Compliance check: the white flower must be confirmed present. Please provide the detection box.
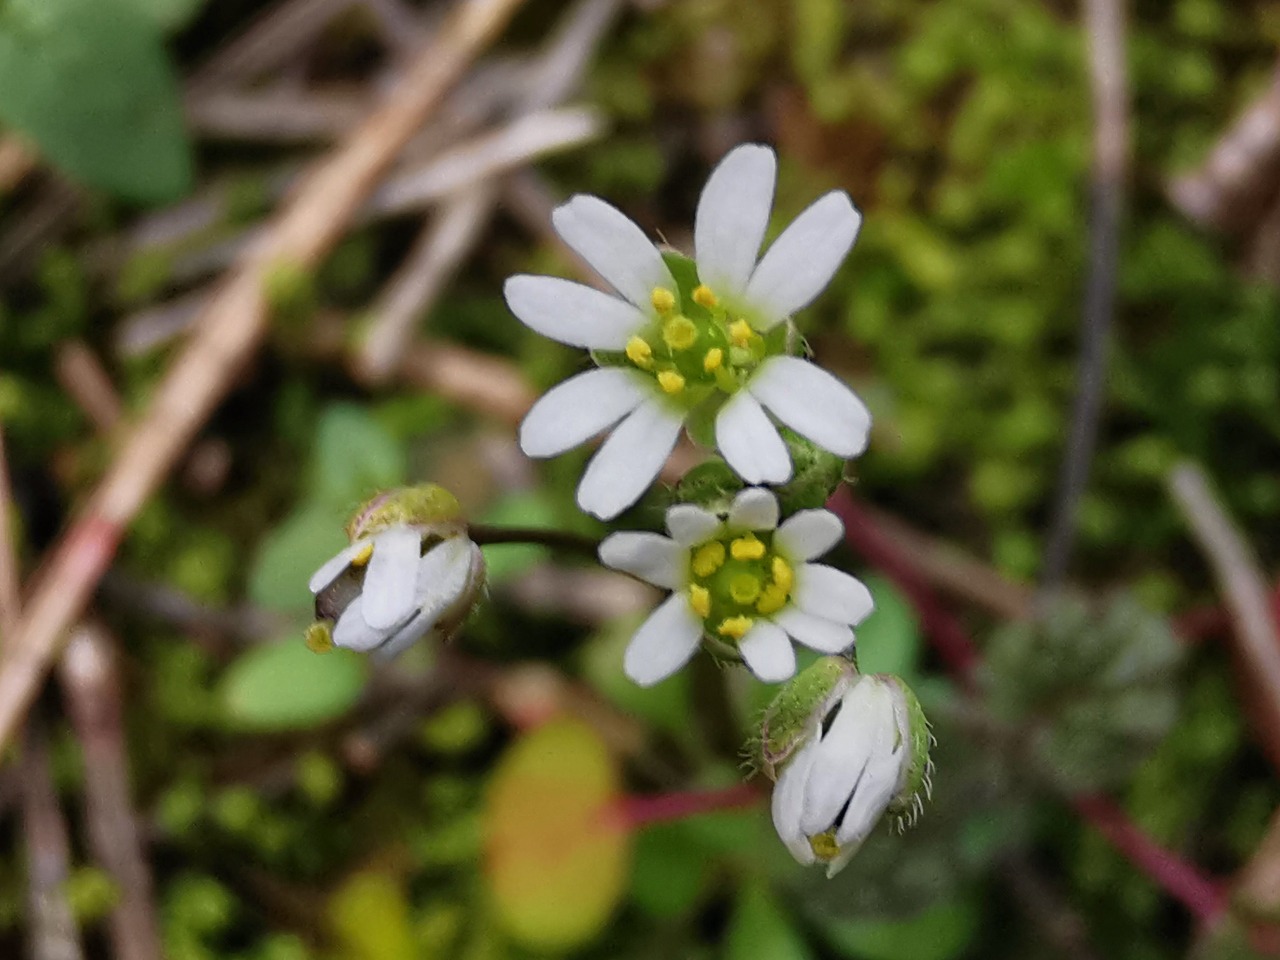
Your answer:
[506,143,872,521]
[597,488,873,685]
[305,486,485,659]
[771,672,929,877]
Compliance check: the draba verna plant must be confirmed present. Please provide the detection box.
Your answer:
[304,144,930,874]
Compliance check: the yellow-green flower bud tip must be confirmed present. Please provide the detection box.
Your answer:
[347,483,464,541]
[305,621,335,654]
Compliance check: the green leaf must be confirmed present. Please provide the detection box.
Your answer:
[221,640,368,731]
[0,0,192,201]
[485,718,631,952]
[309,403,407,507]
[328,869,415,960]
[629,824,708,919]
[814,897,979,960]
[248,505,347,613]
[855,576,923,679]
[120,0,207,30]
[726,884,815,960]
[580,613,692,738]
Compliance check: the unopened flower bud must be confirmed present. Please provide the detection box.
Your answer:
[762,660,932,877]
[306,484,485,659]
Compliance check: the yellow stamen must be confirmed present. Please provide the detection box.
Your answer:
[809,831,841,862]
[771,556,794,594]
[717,615,753,640]
[657,370,686,394]
[730,534,766,561]
[729,573,762,605]
[689,584,711,619]
[651,287,677,313]
[756,583,789,615]
[626,336,653,369]
[304,622,334,653]
[350,543,375,568]
[691,541,726,578]
[662,316,698,350]
[728,319,753,347]
[692,284,718,308]
[703,347,723,372]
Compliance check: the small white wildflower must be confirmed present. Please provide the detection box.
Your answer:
[597,488,873,685]
[506,143,871,520]
[769,670,932,877]
[306,485,485,659]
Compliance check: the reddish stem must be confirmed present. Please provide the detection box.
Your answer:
[828,486,1228,924]
[617,783,763,830]
[1072,794,1228,922]
[828,488,980,684]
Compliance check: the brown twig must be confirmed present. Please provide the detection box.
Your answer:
[53,342,125,435]
[1169,463,1280,771]
[0,0,530,758]
[1041,0,1129,591]
[1168,62,1280,234]
[186,88,370,143]
[0,136,35,194]
[58,622,163,960]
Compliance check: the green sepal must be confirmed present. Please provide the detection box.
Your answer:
[751,656,856,780]
[672,460,745,514]
[347,483,464,541]
[775,431,846,512]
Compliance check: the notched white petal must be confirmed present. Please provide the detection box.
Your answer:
[519,368,648,458]
[727,486,780,532]
[665,504,724,547]
[503,275,646,349]
[598,531,685,589]
[739,621,797,683]
[750,357,871,459]
[695,144,777,294]
[551,195,675,308]
[623,592,704,686]
[745,190,862,323]
[332,597,388,653]
[795,563,876,626]
[361,528,423,630]
[772,741,820,865]
[576,399,683,521]
[772,606,853,654]
[775,509,844,562]
[715,390,792,485]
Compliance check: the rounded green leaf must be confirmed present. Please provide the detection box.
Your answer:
[484,718,631,952]
[248,505,348,613]
[221,640,368,731]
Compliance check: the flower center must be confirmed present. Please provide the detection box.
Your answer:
[624,284,770,404]
[685,531,794,642]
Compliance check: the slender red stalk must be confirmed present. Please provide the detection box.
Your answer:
[828,486,1228,924]
[1072,795,1228,922]
[617,784,762,830]
[828,488,980,683]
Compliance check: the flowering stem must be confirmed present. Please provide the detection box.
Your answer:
[467,524,601,558]
[617,783,763,829]
[828,485,1227,924]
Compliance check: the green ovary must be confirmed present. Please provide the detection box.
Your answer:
[624,283,771,409]
[686,530,794,643]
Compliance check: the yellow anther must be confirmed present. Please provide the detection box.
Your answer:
[689,584,711,619]
[651,287,677,313]
[626,336,653,369]
[657,370,686,394]
[730,534,766,561]
[756,583,789,615]
[691,541,726,577]
[729,573,762,605]
[692,284,718,308]
[771,556,794,594]
[662,316,698,351]
[350,543,375,568]
[703,347,723,372]
[717,615,754,640]
[728,319,753,347]
[809,831,841,862]
[304,622,334,654]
